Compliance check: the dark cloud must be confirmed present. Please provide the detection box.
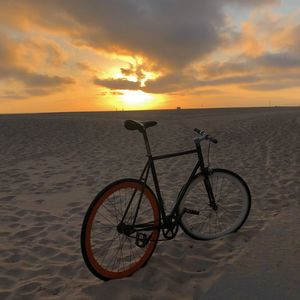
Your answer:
[229,0,278,6]
[0,0,278,71]
[201,52,300,78]
[0,66,75,88]
[143,73,258,93]
[20,73,74,88]
[0,86,67,100]
[256,53,300,69]
[55,0,224,69]
[142,73,197,93]
[198,51,300,91]
[120,63,146,81]
[94,77,141,90]
[201,61,248,77]
[24,87,63,96]
[94,71,259,94]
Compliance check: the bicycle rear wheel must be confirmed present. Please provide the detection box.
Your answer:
[81,179,160,280]
[179,169,251,240]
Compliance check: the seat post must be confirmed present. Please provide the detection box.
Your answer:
[142,131,152,156]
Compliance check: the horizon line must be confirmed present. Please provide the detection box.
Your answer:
[0,104,299,116]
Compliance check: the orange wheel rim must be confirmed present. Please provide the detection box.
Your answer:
[85,181,159,279]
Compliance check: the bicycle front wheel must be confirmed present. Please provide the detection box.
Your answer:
[179,169,251,240]
[81,179,160,280]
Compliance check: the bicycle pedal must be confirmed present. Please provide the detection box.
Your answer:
[184,208,199,215]
[135,233,147,248]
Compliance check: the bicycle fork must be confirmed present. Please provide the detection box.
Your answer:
[195,140,218,211]
[203,171,218,210]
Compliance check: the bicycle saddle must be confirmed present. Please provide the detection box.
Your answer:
[124,120,157,132]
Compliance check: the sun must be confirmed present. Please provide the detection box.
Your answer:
[121,90,152,109]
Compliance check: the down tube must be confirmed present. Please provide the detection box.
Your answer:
[171,160,201,216]
[149,158,167,220]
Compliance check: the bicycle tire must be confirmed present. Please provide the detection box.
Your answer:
[179,169,251,240]
[81,178,160,280]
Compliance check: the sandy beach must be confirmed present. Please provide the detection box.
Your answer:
[0,107,299,299]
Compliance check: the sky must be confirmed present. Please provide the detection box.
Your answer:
[0,0,300,113]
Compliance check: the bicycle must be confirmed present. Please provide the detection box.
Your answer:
[81,120,251,280]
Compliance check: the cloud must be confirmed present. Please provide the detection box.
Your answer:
[198,51,300,91]
[94,71,259,94]
[229,0,278,7]
[143,73,259,93]
[0,33,19,68]
[20,73,74,88]
[24,39,67,67]
[0,0,280,71]
[243,81,300,91]
[242,72,300,91]
[120,63,146,81]
[76,62,96,73]
[0,92,27,100]
[95,53,300,92]
[0,32,75,99]
[201,52,300,78]
[201,61,248,77]
[0,65,75,88]
[272,23,300,53]
[56,0,224,69]
[170,89,223,96]
[1,0,299,101]
[94,77,140,90]
[256,53,300,69]
[142,73,197,93]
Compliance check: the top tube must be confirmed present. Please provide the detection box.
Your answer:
[152,149,197,160]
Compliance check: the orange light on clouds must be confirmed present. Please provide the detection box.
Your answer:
[0,1,300,113]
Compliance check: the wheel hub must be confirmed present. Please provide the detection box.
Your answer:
[117,223,134,235]
[210,202,218,210]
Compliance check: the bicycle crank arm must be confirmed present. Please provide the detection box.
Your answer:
[128,223,160,232]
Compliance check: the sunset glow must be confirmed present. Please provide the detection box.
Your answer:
[122,91,152,108]
[0,1,300,113]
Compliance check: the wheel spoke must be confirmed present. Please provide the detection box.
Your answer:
[179,171,250,239]
[82,180,159,280]
[98,233,119,265]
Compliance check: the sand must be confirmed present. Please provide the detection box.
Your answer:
[0,107,299,299]
[202,204,300,300]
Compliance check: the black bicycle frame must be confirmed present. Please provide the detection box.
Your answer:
[140,149,199,221]
[120,130,214,232]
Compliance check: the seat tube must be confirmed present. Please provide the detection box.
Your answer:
[142,132,152,156]
[142,131,166,219]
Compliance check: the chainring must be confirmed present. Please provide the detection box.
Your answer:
[162,215,179,239]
